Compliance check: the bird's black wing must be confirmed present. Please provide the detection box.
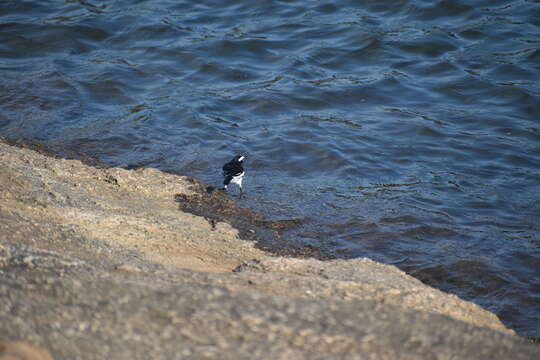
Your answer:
[223,161,243,177]
[223,175,233,186]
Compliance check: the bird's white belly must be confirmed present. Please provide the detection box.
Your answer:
[230,172,244,186]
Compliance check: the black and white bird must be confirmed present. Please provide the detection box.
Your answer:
[222,155,245,194]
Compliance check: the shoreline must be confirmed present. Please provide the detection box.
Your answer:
[1,137,538,359]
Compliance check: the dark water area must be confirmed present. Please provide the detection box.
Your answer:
[1,0,540,338]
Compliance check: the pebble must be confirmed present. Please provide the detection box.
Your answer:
[0,341,54,360]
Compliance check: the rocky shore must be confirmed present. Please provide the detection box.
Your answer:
[0,138,538,359]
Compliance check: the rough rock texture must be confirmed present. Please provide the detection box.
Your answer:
[0,139,538,359]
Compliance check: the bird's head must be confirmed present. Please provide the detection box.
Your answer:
[234,155,245,163]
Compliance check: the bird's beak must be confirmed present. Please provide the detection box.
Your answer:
[238,156,245,162]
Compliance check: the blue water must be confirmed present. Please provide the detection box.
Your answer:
[1,0,539,338]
